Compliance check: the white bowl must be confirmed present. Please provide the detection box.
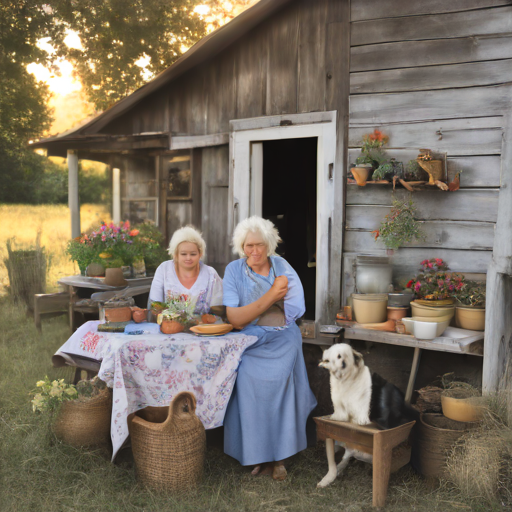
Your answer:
[401,317,450,339]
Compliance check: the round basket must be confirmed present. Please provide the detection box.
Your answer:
[53,390,112,448]
[411,413,476,478]
[128,391,206,492]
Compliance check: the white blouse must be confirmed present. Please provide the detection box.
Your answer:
[148,260,223,315]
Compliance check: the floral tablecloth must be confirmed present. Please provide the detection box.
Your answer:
[53,321,258,460]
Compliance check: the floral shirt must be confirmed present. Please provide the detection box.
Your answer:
[149,261,223,315]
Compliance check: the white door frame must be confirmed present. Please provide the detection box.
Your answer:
[229,111,338,327]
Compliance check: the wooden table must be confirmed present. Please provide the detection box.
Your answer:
[340,324,484,402]
[58,275,153,332]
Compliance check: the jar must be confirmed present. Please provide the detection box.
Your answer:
[355,255,393,294]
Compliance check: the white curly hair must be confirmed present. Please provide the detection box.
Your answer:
[232,216,281,258]
[168,225,206,259]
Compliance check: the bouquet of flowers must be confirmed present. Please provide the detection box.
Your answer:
[157,292,197,325]
[31,377,78,413]
[407,258,465,300]
[67,221,142,272]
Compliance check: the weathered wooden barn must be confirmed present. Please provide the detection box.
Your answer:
[34,0,512,394]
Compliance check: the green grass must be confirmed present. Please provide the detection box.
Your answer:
[0,297,505,512]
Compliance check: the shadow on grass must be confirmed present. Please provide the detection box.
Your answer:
[0,296,501,512]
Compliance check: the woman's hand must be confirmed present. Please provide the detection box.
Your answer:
[270,275,288,301]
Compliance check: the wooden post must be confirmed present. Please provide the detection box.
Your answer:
[112,167,121,224]
[483,110,512,393]
[67,150,80,238]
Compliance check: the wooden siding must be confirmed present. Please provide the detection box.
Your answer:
[344,0,507,305]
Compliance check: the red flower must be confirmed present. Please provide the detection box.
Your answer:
[129,229,139,237]
[371,229,380,240]
[406,279,414,288]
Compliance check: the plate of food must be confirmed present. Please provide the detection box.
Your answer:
[189,323,234,336]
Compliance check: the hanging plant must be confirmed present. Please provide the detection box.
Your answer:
[372,198,424,250]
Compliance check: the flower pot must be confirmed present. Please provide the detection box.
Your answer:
[351,166,370,186]
[132,308,148,323]
[355,256,392,294]
[410,301,455,321]
[86,262,105,277]
[352,293,388,323]
[455,306,485,331]
[105,306,132,323]
[387,307,409,322]
[161,320,185,334]
[441,389,486,423]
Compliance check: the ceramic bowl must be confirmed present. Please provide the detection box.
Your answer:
[352,294,388,324]
[441,390,486,422]
[401,317,450,339]
[410,301,455,320]
[388,293,412,308]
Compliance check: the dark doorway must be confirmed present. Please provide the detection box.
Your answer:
[262,137,317,320]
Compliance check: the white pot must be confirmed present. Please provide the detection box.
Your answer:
[402,317,450,339]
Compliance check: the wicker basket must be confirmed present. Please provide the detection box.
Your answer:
[411,413,476,478]
[53,390,112,448]
[128,391,206,491]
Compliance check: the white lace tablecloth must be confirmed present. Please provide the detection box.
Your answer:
[53,321,258,460]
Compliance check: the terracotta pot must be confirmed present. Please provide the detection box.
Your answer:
[160,320,185,334]
[132,308,148,323]
[105,307,132,323]
[387,307,409,322]
[351,167,370,186]
[455,306,485,331]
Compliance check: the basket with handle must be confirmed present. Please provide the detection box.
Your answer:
[128,391,206,491]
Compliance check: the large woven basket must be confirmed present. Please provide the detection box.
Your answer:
[411,413,476,478]
[53,390,112,448]
[128,391,206,491]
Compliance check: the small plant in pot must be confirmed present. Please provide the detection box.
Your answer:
[352,129,389,186]
[372,198,424,252]
[155,293,197,334]
[410,258,465,303]
[372,159,403,182]
[453,280,486,331]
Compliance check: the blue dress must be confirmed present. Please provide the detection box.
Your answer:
[222,256,317,465]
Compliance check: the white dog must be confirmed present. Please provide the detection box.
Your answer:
[317,343,373,488]
[316,343,418,488]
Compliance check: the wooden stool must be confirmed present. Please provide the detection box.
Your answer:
[314,416,416,508]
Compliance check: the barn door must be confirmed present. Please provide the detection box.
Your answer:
[229,112,339,328]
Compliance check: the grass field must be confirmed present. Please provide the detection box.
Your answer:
[0,204,111,295]
[0,296,506,512]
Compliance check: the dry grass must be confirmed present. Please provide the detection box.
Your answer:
[445,391,512,507]
[0,204,111,295]
[0,296,507,512]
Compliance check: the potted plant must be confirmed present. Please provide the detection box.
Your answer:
[409,258,465,306]
[155,293,197,334]
[352,129,389,186]
[372,198,424,251]
[453,280,486,331]
[31,376,112,448]
[372,158,403,182]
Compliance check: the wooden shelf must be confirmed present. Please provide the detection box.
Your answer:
[341,324,483,356]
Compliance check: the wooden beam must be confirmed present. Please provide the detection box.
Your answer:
[67,150,80,238]
[350,59,512,95]
[350,35,512,72]
[351,0,511,22]
[483,111,512,393]
[351,6,512,46]
[170,133,229,150]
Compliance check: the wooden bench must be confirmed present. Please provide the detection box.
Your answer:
[34,292,69,331]
[315,416,416,508]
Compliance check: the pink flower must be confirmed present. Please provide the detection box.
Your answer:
[449,284,455,291]
[100,225,106,232]
[428,262,433,268]
[435,258,443,266]
[437,279,444,288]
[414,282,421,292]
[101,234,106,241]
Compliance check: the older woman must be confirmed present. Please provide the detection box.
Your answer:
[222,216,317,480]
[149,225,223,317]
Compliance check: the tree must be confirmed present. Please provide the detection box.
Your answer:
[0,1,66,202]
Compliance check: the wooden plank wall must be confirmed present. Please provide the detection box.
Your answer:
[116,0,345,272]
[343,0,512,305]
